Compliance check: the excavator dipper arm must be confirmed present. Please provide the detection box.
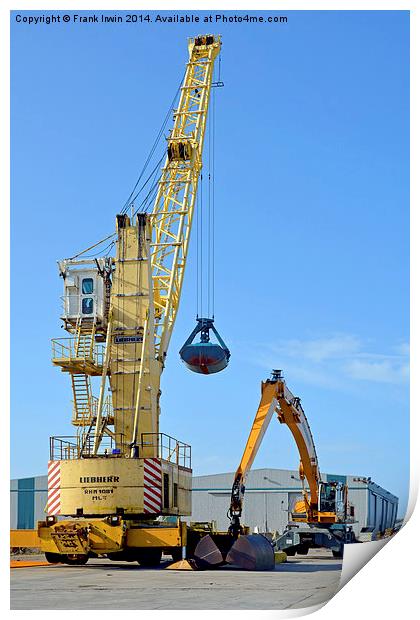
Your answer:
[275,379,321,520]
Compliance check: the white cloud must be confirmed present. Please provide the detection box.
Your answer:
[281,335,361,363]
[240,334,409,388]
[345,359,409,384]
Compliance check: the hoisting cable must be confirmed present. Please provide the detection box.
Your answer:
[142,151,167,213]
[207,126,212,319]
[120,70,186,215]
[200,172,204,318]
[66,73,185,262]
[127,154,164,211]
[206,82,212,319]
[196,172,200,319]
[211,74,217,319]
[208,169,211,320]
[179,51,230,375]
[142,179,160,214]
[130,151,166,214]
[133,152,165,216]
[205,80,217,319]
[195,172,203,319]
[67,232,117,261]
[80,240,116,259]
[194,77,218,320]
[120,135,162,215]
[103,241,116,257]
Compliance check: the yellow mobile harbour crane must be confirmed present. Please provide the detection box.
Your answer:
[38,34,238,567]
[37,36,350,572]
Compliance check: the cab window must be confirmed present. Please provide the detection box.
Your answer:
[82,298,93,314]
[82,278,94,294]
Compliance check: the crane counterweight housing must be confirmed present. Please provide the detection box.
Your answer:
[41,34,224,566]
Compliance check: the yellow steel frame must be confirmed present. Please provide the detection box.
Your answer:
[47,37,219,523]
[150,36,221,363]
[37,519,187,555]
[94,37,221,455]
[10,529,40,549]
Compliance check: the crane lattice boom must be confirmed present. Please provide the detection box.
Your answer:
[151,35,221,363]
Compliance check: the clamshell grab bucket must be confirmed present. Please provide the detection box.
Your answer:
[226,534,275,571]
[179,318,230,375]
[193,533,275,571]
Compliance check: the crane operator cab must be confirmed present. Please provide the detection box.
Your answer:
[58,257,113,337]
[179,317,230,374]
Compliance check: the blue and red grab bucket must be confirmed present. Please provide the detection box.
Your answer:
[179,318,230,375]
[180,341,229,374]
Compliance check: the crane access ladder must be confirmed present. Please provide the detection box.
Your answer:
[51,317,113,428]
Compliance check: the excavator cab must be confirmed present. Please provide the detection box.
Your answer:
[318,481,347,522]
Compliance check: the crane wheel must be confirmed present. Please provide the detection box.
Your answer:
[171,548,183,562]
[332,547,344,559]
[296,543,309,555]
[137,549,162,567]
[45,552,63,564]
[107,551,136,562]
[64,553,89,565]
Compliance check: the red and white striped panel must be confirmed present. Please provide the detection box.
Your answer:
[143,458,162,514]
[47,460,61,515]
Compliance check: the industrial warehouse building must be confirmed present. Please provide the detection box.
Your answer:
[191,468,398,538]
[10,468,398,539]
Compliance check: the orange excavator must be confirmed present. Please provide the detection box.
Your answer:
[226,370,353,558]
[192,370,353,569]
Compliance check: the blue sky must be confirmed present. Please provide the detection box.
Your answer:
[11,10,409,515]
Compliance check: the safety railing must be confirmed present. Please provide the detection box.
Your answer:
[49,433,191,466]
[51,338,106,366]
[72,395,114,422]
[78,432,125,458]
[91,395,113,419]
[140,433,191,469]
[50,436,80,461]
[50,434,125,460]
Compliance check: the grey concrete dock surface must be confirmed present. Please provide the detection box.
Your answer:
[11,549,342,610]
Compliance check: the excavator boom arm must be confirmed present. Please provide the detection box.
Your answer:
[229,381,279,520]
[228,371,324,534]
